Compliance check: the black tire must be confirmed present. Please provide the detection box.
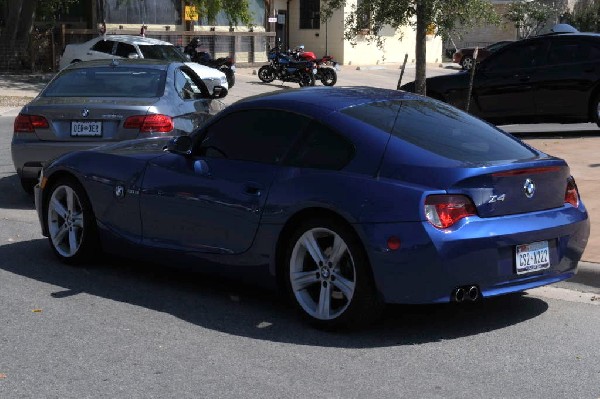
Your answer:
[44,177,100,264]
[20,177,37,195]
[224,68,235,88]
[282,217,383,329]
[320,68,337,86]
[461,56,474,70]
[298,72,316,87]
[258,65,275,83]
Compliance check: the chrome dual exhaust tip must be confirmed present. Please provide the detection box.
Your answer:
[453,285,479,303]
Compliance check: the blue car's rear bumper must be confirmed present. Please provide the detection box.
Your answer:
[359,204,590,304]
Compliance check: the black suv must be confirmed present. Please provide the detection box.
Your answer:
[401,32,600,126]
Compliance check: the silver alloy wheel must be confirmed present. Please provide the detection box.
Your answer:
[47,185,84,258]
[289,227,356,320]
[462,57,474,70]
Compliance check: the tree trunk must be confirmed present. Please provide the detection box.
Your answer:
[1,0,24,44]
[16,0,36,43]
[415,0,428,95]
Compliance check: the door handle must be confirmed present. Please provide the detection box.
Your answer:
[243,183,263,196]
[514,74,530,82]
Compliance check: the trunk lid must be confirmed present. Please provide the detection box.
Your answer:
[449,162,570,217]
[22,97,158,142]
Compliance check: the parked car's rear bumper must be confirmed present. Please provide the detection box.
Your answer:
[11,138,106,179]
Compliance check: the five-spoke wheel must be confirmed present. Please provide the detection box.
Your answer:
[45,178,98,263]
[284,219,382,329]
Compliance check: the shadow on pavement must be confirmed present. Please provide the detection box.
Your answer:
[0,174,35,210]
[0,238,549,348]
[0,73,53,93]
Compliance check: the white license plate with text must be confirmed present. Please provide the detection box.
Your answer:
[71,121,102,137]
[515,241,550,275]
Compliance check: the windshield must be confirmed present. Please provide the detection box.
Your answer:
[43,67,166,98]
[139,45,187,61]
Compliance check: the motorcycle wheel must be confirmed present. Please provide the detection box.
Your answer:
[320,68,337,86]
[258,65,275,83]
[298,72,316,87]
[224,68,235,88]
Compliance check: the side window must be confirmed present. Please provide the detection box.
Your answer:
[196,110,311,164]
[485,41,547,71]
[285,121,355,170]
[115,42,137,58]
[174,69,202,100]
[91,40,115,54]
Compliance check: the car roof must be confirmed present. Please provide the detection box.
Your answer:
[232,87,422,112]
[531,31,600,39]
[64,58,178,70]
[90,35,174,46]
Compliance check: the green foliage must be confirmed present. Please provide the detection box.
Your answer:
[36,0,80,22]
[504,0,560,39]
[321,0,499,95]
[563,0,600,32]
[189,0,252,27]
[321,0,499,48]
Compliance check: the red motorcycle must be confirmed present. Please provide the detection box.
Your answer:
[289,46,338,86]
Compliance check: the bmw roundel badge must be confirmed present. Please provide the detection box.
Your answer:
[81,108,90,118]
[523,178,536,198]
[114,185,125,199]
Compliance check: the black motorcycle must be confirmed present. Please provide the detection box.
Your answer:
[183,38,236,88]
[258,46,316,87]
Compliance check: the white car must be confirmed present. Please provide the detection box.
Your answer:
[59,35,228,97]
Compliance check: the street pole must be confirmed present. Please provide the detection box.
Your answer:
[466,47,478,113]
[396,53,409,90]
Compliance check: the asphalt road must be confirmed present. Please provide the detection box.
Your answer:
[1,104,600,396]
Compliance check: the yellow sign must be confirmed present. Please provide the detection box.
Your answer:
[185,5,199,21]
[426,23,436,36]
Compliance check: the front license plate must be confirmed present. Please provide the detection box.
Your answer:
[71,121,102,137]
[515,240,550,275]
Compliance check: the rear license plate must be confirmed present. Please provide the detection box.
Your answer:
[71,121,102,137]
[515,241,550,275]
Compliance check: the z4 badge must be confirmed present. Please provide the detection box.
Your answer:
[488,194,506,203]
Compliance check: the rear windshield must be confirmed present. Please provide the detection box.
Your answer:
[139,45,186,61]
[43,67,166,98]
[341,99,536,162]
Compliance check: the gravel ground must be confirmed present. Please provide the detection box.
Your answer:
[0,96,33,107]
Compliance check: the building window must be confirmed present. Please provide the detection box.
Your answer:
[357,0,372,33]
[300,0,320,29]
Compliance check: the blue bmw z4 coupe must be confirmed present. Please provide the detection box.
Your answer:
[34,87,590,329]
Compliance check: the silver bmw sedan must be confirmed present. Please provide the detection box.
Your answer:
[11,58,225,193]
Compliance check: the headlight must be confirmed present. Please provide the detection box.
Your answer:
[220,76,227,85]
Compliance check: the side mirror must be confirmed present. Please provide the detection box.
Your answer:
[212,86,228,99]
[166,135,193,155]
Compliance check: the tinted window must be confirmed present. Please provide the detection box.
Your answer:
[115,42,137,58]
[91,40,114,54]
[485,41,547,70]
[342,100,536,162]
[548,39,600,64]
[139,45,186,61]
[197,110,311,164]
[285,121,355,170]
[43,67,166,97]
